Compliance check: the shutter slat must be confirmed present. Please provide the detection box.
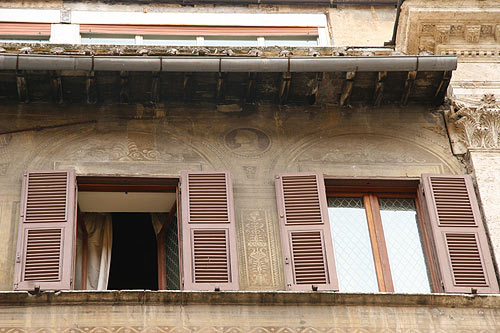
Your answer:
[181,171,238,291]
[276,173,338,291]
[14,170,76,291]
[422,174,499,294]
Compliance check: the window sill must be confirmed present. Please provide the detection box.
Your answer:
[0,290,498,308]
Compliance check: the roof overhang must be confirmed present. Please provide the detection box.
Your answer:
[0,50,456,107]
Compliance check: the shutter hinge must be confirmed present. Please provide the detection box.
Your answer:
[14,283,18,289]
[16,254,20,263]
[285,257,289,265]
[287,283,292,290]
[70,277,73,287]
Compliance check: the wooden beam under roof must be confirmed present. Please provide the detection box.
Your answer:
[279,72,291,105]
[401,71,417,106]
[151,72,160,105]
[120,71,129,103]
[16,72,29,103]
[86,71,97,104]
[339,71,356,107]
[51,71,63,105]
[308,72,323,105]
[434,71,452,105]
[244,72,257,104]
[372,71,387,108]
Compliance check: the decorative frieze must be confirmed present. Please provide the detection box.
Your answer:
[447,94,500,150]
[396,0,500,58]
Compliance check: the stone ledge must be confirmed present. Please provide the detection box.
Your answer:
[1,290,500,308]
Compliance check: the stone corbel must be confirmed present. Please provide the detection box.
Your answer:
[445,94,500,154]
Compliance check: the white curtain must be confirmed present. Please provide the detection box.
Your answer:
[75,213,113,290]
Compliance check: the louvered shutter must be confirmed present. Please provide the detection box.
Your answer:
[421,174,499,293]
[180,171,238,290]
[275,173,338,291]
[13,170,77,291]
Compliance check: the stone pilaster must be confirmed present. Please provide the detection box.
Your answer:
[446,94,500,273]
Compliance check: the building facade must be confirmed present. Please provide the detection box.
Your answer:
[1,0,500,331]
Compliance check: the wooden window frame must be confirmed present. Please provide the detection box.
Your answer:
[76,174,181,291]
[325,180,439,293]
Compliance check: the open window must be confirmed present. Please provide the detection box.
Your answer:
[13,170,239,291]
[275,173,499,294]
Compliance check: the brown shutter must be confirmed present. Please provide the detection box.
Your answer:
[275,172,338,291]
[421,174,499,293]
[13,170,77,291]
[180,171,238,290]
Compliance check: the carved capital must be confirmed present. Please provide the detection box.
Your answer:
[465,25,482,43]
[447,94,500,151]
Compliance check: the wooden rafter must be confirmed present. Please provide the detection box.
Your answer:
[401,71,417,106]
[339,71,356,107]
[372,71,387,108]
[279,72,291,105]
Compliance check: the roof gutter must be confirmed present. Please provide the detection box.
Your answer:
[0,54,457,72]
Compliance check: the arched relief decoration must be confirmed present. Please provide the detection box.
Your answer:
[274,133,464,177]
[20,120,218,175]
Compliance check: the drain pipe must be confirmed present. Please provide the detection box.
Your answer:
[385,0,405,46]
[0,54,457,72]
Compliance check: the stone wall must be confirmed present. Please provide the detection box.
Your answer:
[329,5,396,46]
[1,291,500,332]
[0,102,463,291]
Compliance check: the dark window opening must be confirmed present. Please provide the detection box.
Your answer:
[107,213,159,290]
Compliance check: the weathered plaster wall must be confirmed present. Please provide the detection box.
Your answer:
[329,6,396,46]
[0,102,463,291]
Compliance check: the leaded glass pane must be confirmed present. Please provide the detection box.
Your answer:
[165,213,180,290]
[379,198,430,293]
[328,197,379,293]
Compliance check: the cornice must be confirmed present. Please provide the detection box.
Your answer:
[396,0,500,61]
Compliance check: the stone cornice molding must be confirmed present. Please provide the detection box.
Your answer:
[396,0,500,61]
[445,94,500,154]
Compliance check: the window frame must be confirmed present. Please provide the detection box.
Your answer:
[76,174,181,291]
[325,183,438,293]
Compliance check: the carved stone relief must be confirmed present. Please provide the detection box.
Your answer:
[396,1,500,59]
[446,94,500,152]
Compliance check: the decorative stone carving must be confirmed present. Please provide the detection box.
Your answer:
[465,25,481,43]
[435,24,451,44]
[396,1,500,58]
[450,24,464,36]
[448,94,500,150]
